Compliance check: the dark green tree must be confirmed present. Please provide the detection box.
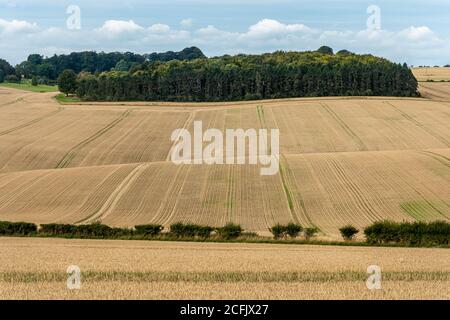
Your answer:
[114,59,130,71]
[0,58,15,79]
[317,46,334,55]
[336,49,352,55]
[58,69,77,96]
[27,54,43,65]
[339,225,359,241]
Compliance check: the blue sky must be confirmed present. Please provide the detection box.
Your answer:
[1,0,450,65]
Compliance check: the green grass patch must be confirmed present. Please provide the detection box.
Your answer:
[401,200,447,220]
[55,93,81,103]
[1,270,448,283]
[0,81,58,93]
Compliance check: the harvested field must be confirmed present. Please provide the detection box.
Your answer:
[0,238,448,299]
[0,87,449,237]
[419,82,450,101]
[413,67,450,81]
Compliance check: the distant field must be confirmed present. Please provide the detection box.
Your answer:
[413,67,450,82]
[419,82,450,100]
[0,88,449,238]
[0,81,58,93]
[0,237,448,299]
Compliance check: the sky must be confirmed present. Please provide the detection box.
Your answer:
[1,0,449,66]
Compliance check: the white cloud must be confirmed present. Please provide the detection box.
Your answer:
[180,18,193,28]
[1,18,450,66]
[398,26,437,42]
[96,20,144,35]
[148,24,171,33]
[0,18,38,34]
[245,19,312,38]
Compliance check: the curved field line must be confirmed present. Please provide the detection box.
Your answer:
[378,152,449,221]
[319,102,367,151]
[149,165,185,225]
[384,101,450,147]
[420,150,450,168]
[0,171,54,209]
[0,107,63,136]
[266,107,303,225]
[327,157,381,221]
[157,165,194,226]
[225,166,235,222]
[56,110,131,169]
[165,110,195,162]
[0,97,24,108]
[420,83,450,101]
[278,156,315,226]
[75,164,147,224]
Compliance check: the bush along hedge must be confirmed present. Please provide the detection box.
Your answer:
[216,223,243,240]
[339,225,359,241]
[0,219,448,247]
[169,223,214,238]
[269,223,303,239]
[134,224,164,237]
[39,222,133,238]
[0,221,37,235]
[364,220,450,246]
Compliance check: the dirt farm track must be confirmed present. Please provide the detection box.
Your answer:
[0,85,450,238]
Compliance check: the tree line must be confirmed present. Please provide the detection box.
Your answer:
[0,58,16,83]
[0,47,206,84]
[74,47,418,102]
[1,219,448,246]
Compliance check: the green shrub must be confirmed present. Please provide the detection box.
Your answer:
[269,224,287,239]
[304,227,319,240]
[5,75,20,83]
[196,225,214,238]
[0,221,37,235]
[286,223,303,238]
[31,76,38,86]
[364,220,450,246]
[217,223,242,240]
[134,224,164,236]
[39,222,132,238]
[339,225,359,241]
[364,220,400,244]
[269,223,303,239]
[40,223,77,235]
[170,222,213,238]
[425,221,450,245]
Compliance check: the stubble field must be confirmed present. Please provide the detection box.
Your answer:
[413,67,450,81]
[0,88,449,237]
[0,80,449,299]
[0,237,448,299]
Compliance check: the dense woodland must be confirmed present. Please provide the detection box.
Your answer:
[76,47,419,102]
[8,47,205,82]
[0,59,16,83]
[1,46,418,101]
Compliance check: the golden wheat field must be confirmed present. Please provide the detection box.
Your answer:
[419,82,450,101]
[413,67,450,81]
[1,83,450,300]
[0,237,448,299]
[0,87,449,238]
